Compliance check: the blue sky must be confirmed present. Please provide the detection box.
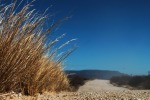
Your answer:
[4,0,150,75]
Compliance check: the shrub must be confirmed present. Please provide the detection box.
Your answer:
[143,76,150,89]
[110,75,150,89]
[128,76,145,87]
[0,1,75,95]
[110,75,131,86]
[67,75,88,91]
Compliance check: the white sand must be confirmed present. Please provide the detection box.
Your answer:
[78,79,128,92]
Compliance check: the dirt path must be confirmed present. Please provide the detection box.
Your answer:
[78,79,128,92]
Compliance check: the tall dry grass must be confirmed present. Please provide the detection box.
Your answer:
[0,1,75,95]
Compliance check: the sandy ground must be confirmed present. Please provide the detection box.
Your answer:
[0,79,150,100]
[78,79,128,92]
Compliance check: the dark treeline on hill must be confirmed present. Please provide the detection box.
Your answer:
[110,75,150,89]
[66,70,125,80]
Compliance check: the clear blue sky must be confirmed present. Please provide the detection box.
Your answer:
[4,0,150,75]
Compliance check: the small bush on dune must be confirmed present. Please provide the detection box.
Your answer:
[0,1,75,95]
[110,75,150,89]
[128,76,145,87]
[67,75,89,91]
[110,75,131,86]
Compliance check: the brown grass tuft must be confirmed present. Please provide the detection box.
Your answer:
[0,1,75,95]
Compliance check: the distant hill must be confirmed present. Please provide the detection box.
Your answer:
[65,70,126,80]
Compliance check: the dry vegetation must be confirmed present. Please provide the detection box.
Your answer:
[110,75,150,89]
[0,1,75,95]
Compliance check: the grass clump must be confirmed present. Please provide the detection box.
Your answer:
[0,1,75,95]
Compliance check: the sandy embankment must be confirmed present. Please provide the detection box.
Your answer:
[78,79,128,92]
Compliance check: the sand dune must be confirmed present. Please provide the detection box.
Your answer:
[78,79,128,92]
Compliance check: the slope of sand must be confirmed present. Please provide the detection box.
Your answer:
[0,79,150,100]
[78,79,128,92]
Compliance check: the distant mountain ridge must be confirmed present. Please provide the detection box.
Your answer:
[65,70,126,80]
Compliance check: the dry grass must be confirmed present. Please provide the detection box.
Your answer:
[0,1,75,95]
